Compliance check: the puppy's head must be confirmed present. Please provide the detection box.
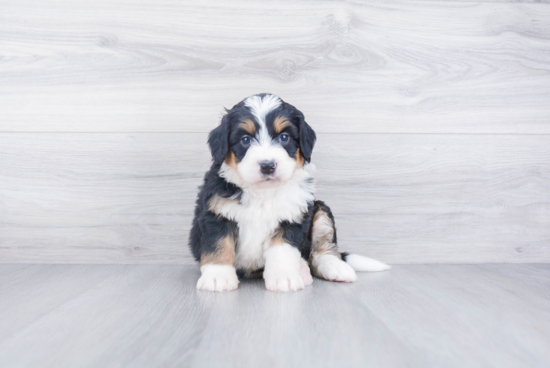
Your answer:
[208,93,316,186]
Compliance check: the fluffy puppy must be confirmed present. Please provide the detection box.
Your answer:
[190,93,389,292]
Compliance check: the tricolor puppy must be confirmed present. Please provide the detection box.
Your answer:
[190,93,390,292]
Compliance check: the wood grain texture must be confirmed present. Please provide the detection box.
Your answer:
[0,265,125,341]
[189,273,426,368]
[1,0,550,133]
[354,264,550,368]
[1,133,548,264]
[0,264,548,368]
[0,264,32,278]
[0,265,211,367]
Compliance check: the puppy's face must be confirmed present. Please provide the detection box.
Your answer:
[208,94,316,186]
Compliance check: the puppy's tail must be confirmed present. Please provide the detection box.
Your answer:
[341,253,391,272]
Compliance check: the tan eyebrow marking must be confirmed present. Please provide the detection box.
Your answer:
[273,116,291,134]
[239,119,256,135]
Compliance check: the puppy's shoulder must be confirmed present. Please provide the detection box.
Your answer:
[197,164,242,206]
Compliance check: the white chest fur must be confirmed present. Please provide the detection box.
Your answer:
[215,166,315,271]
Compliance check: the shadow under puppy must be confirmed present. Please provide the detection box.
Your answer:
[190,93,390,292]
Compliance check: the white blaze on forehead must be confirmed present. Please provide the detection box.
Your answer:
[244,94,281,145]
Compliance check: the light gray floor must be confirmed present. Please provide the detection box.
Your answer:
[0,264,548,368]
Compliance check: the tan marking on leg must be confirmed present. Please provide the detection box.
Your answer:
[273,116,291,134]
[269,228,286,247]
[311,210,340,257]
[239,119,256,135]
[200,234,236,266]
[310,209,341,277]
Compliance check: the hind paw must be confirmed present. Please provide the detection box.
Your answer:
[314,254,357,282]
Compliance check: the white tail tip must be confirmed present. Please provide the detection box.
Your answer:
[344,254,391,272]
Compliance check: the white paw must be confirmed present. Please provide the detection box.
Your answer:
[263,243,308,292]
[315,254,357,282]
[197,264,239,292]
[264,268,305,292]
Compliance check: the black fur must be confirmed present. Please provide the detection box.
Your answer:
[189,94,331,276]
[189,165,242,261]
[285,102,316,163]
[276,200,335,261]
[278,201,316,260]
[207,115,230,165]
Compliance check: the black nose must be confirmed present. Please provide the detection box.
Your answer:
[259,161,276,175]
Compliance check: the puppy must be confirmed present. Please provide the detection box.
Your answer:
[190,93,389,292]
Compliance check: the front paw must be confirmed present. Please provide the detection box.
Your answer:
[197,264,239,292]
[264,269,305,292]
[263,243,308,292]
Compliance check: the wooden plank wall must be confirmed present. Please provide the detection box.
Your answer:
[1,0,549,264]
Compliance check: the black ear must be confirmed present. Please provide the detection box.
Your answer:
[296,112,316,162]
[208,115,230,165]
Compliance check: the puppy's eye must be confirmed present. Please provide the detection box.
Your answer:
[241,136,251,146]
[279,133,289,143]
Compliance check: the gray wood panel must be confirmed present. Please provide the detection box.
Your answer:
[1,133,548,264]
[0,264,548,368]
[1,1,550,133]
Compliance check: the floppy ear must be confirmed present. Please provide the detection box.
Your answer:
[208,115,230,165]
[295,112,316,162]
